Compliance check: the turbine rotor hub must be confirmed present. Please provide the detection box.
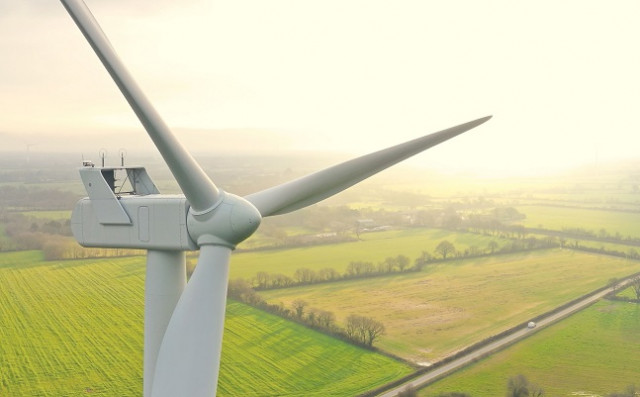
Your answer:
[187,191,262,248]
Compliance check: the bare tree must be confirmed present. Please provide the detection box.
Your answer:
[255,271,270,288]
[608,384,637,397]
[317,267,340,281]
[507,374,529,397]
[507,374,544,397]
[306,308,318,326]
[345,314,385,346]
[317,310,335,328]
[363,317,385,346]
[294,268,317,284]
[346,261,373,276]
[292,299,307,319]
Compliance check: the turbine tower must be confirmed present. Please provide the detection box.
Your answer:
[60,1,491,396]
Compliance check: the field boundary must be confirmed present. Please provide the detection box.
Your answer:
[361,271,640,397]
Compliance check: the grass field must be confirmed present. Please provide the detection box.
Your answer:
[421,300,640,397]
[518,205,640,239]
[219,301,412,396]
[0,251,411,396]
[231,228,509,280]
[0,251,144,396]
[616,286,638,300]
[260,249,640,363]
[571,239,640,253]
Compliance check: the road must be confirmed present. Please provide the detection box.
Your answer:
[376,280,630,397]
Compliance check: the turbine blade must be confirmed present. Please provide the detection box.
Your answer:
[60,0,219,212]
[245,116,491,217]
[151,245,231,397]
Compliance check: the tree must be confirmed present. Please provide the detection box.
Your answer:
[396,255,410,272]
[270,273,293,288]
[306,309,317,326]
[316,310,335,328]
[487,240,499,254]
[631,275,640,300]
[255,271,270,289]
[346,261,372,277]
[345,314,385,346]
[414,251,432,271]
[507,374,529,397]
[294,268,316,284]
[363,317,385,346]
[507,374,543,397]
[292,299,307,319]
[608,384,637,397]
[383,257,397,273]
[435,240,456,260]
[467,245,482,256]
[317,267,340,281]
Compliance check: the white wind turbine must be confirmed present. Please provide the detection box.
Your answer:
[60,1,491,396]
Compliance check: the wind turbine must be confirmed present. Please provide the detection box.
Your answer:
[59,1,491,396]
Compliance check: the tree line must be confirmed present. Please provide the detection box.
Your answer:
[0,212,142,259]
[246,236,558,291]
[0,185,78,211]
[228,279,385,348]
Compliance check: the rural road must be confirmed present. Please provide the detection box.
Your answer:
[376,279,630,397]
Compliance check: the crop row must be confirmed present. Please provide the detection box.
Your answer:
[0,252,411,396]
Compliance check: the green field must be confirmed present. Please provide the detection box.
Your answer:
[518,205,640,239]
[260,249,640,363]
[219,302,412,396]
[231,228,509,280]
[616,286,638,300]
[571,239,640,254]
[0,251,144,396]
[421,300,640,397]
[0,251,411,396]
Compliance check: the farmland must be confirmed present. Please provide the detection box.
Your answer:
[0,252,144,396]
[0,251,412,396]
[518,205,640,239]
[420,299,640,396]
[2,155,640,395]
[259,249,639,363]
[231,228,510,280]
[219,302,412,396]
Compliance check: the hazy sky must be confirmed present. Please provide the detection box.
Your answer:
[1,0,639,176]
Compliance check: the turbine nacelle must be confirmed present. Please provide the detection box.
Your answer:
[71,165,260,250]
[71,164,195,250]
